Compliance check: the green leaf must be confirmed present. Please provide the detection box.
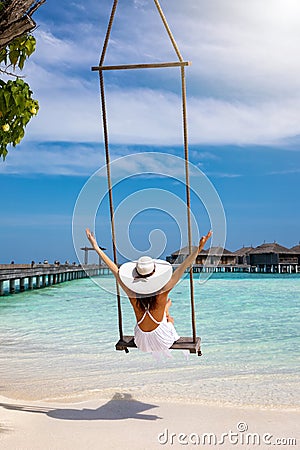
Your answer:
[25,37,36,56]
[0,48,7,64]
[8,50,19,67]
[18,54,26,70]
[15,94,25,108]
[0,35,39,158]
[1,148,8,161]
[3,91,10,108]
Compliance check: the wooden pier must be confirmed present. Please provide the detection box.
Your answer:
[1,260,298,297]
[176,264,299,274]
[189,264,252,273]
[0,263,110,296]
[169,264,253,273]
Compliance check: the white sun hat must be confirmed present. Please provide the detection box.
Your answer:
[119,256,173,295]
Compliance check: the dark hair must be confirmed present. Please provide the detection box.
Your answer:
[135,294,157,312]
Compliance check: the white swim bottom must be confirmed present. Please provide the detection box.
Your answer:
[134,315,180,353]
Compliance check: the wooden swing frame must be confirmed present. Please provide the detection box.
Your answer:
[93,0,201,356]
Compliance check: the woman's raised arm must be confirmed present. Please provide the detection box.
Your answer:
[162,230,212,292]
[85,228,119,277]
[85,229,141,297]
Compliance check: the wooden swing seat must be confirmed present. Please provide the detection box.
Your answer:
[116,336,202,356]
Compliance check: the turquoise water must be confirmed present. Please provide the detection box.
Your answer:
[0,274,299,408]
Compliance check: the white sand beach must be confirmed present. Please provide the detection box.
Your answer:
[1,276,299,449]
[0,394,299,450]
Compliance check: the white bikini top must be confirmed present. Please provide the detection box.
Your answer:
[137,305,163,326]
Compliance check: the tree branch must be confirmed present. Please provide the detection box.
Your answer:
[27,0,46,16]
[0,0,46,49]
[0,65,25,77]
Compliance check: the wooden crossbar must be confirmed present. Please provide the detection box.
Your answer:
[115,336,202,355]
[92,61,191,72]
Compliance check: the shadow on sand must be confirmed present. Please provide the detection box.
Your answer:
[0,392,161,421]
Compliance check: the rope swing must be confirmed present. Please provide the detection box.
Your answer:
[92,0,201,355]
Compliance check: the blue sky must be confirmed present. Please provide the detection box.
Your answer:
[0,0,300,263]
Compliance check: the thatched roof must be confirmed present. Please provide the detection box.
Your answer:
[171,245,198,256]
[170,242,300,258]
[200,246,233,256]
[290,244,300,253]
[233,246,253,256]
[248,243,292,255]
[171,245,233,256]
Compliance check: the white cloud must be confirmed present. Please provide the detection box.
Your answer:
[8,0,300,152]
[24,76,300,147]
[0,142,208,178]
[206,172,241,179]
[166,0,300,98]
[84,0,300,99]
[32,28,98,68]
[0,143,104,176]
[0,213,72,227]
[188,97,300,146]
[269,168,300,175]
[190,151,219,161]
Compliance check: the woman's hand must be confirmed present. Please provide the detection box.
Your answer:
[198,230,212,251]
[86,228,98,249]
[163,230,213,292]
[85,228,121,278]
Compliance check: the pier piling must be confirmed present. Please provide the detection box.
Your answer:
[0,264,108,296]
[20,278,25,292]
[9,279,15,294]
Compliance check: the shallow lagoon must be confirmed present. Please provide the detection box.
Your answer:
[0,273,299,408]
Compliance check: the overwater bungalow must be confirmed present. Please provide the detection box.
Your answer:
[166,246,198,264]
[290,244,300,265]
[247,242,298,273]
[197,247,236,266]
[166,246,236,266]
[232,246,253,265]
[166,241,300,273]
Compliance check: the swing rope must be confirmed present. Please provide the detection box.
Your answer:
[180,64,197,343]
[98,0,124,342]
[154,0,196,343]
[96,0,197,346]
[153,0,183,62]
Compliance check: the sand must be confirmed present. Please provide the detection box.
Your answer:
[0,393,299,450]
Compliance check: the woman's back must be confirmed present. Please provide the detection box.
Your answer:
[130,291,168,332]
[132,291,180,353]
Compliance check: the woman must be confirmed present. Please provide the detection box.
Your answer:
[86,228,212,354]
